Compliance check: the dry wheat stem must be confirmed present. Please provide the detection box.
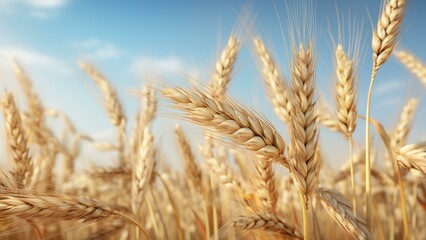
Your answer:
[254,37,292,124]
[366,0,406,227]
[175,125,202,193]
[162,86,288,166]
[394,50,426,87]
[232,212,302,239]
[209,36,240,99]
[316,187,372,240]
[1,92,33,188]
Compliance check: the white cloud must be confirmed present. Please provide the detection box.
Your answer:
[0,0,67,18]
[27,0,67,9]
[74,39,121,60]
[0,46,70,74]
[374,80,404,96]
[130,56,199,81]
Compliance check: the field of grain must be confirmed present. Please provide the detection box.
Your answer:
[0,0,425,239]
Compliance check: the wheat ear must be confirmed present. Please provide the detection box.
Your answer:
[390,98,418,151]
[12,60,44,129]
[175,125,202,193]
[335,44,359,213]
[162,87,287,166]
[0,191,149,238]
[288,44,320,198]
[79,62,126,127]
[132,127,156,214]
[231,212,302,239]
[394,50,426,87]
[209,36,240,99]
[254,37,291,124]
[316,187,372,240]
[397,143,426,175]
[200,136,242,195]
[1,92,33,188]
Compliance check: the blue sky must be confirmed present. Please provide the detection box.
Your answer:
[0,0,425,168]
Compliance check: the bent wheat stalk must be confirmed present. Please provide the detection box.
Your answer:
[365,0,406,228]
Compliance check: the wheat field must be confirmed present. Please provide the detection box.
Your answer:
[1,0,426,239]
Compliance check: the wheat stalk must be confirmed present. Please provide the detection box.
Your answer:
[316,187,372,240]
[209,36,240,99]
[254,37,291,124]
[365,0,406,227]
[1,92,33,189]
